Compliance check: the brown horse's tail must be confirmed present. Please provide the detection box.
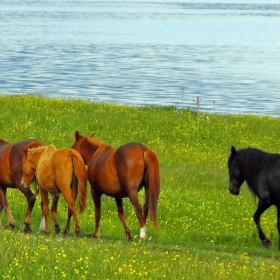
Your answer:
[72,155,88,213]
[144,149,160,229]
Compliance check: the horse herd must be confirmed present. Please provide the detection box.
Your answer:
[0,130,160,241]
[1,130,280,249]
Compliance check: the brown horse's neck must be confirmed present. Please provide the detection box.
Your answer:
[82,140,111,165]
[28,146,52,166]
[91,144,111,166]
[0,139,9,145]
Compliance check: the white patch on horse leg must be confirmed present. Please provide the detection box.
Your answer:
[39,216,46,231]
[140,226,146,240]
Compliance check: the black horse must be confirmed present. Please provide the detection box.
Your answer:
[228,146,280,249]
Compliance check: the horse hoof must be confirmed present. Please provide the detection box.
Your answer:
[262,239,272,248]
[23,227,32,233]
[9,224,15,231]
[55,226,62,234]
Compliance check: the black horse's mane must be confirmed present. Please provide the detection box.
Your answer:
[237,147,280,192]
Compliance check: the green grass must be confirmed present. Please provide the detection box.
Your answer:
[0,94,280,279]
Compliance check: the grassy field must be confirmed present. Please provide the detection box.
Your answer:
[0,94,280,279]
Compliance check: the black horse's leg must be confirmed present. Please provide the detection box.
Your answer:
[277,205,280,250]
[253,200,271,248]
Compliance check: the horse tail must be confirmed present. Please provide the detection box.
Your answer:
[72,155,88,213]
[143,149,160,229]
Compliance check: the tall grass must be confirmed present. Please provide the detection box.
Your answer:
[0,95,280,279]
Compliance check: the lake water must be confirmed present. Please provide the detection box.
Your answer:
[1,0,280,116]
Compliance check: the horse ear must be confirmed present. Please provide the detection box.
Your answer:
[75,130,80,140]
[27,142,42,150]
[23,146,28,157]
[231,146,237,156]
[90,132,95,138]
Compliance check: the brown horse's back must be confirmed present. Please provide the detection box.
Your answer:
[0,139,43,188]
[36,147,87,213]
[0,138,43,231]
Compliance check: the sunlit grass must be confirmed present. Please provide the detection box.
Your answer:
[1,94,280,279]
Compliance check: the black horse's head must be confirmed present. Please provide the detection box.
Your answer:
[228,146,245,195]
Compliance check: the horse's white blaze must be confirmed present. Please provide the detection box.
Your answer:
[140,226,146,239]
[39,216,46,231]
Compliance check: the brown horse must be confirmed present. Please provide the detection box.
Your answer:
[0,138,43,232]
[21,145,87,236]
[71,130,160,241]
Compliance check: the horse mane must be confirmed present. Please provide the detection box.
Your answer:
[238,148,280,193]
[0,138,9,144]
[91,143,112,167]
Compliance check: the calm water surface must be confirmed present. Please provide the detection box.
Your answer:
[1,1,280,115]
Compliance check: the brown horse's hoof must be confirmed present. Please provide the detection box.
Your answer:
[23,224,32,233]
[139,237,147,242]
[9,223,15,231]
[74,231,80,237]
[262,238,272,248]
[55,225,61,234]
[125,231,133,241]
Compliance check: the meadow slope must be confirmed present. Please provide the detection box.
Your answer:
[0,95,280,279]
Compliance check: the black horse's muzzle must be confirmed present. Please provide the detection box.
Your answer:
[229,181,240,195]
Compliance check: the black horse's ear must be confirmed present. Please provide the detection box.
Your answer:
[231,146,237,155]
[75,130,80,140]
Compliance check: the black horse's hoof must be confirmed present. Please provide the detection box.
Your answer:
[262,238,272,248]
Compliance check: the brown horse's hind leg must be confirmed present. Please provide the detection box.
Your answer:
[92,191,101,238]
[0,202,3,227]
[64,184,78,235]
[129,191,146,241]
[60,188,80,237]
[20,187,36,233]
[0,187,15,230]
[115,197,132,241]
[40,188,51,234]
[51,192,61,234]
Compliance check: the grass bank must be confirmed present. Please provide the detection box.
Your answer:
[0,95,280,279]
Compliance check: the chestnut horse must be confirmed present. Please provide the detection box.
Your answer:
[71,130,160,241]
[0,138,43,232]
[21,145,87,236]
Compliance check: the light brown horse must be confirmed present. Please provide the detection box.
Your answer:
[0,138,43,232]
[21,145,87,236]
[71,130,160,241]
